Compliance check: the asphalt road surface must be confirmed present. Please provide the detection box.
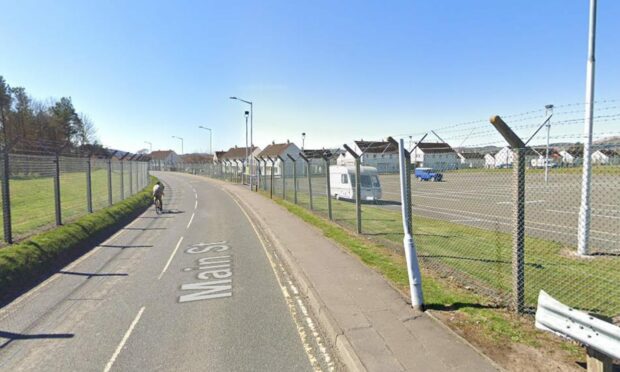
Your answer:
[0,172,334,371]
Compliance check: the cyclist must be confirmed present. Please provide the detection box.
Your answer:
[153,181,165,212]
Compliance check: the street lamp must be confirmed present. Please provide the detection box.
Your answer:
[198,126,213,154]
[172,136,184,155]
[230,96,254,190]
[144,141,152,153]
[244,111,249,182]
[302,132,306,150]
[544,104,554,184]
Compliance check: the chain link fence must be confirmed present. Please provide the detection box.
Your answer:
[172,102,620,322]
[0,152,151,244]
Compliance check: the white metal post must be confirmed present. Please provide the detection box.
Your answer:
[578,0,597,256]
[398,138,424,311]
[544,105,553,184]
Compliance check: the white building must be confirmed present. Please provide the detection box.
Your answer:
[301,149,335,175]
[220,146,262,174]
[484,154,496,169]
[411,142,459,170]
[592,149,619,165]
[337,140,399,173]
[149,150,181,171]
[257,141,305,177]
[494,147,539,168]
[559,148,582,166]
[457,152,486,168]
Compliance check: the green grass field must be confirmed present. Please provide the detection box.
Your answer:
[267,186,620,318]
[0,169,146,243]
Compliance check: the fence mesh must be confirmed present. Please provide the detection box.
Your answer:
[0,153,150,245]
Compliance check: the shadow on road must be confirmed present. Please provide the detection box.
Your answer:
[425,302,500,311]
[163,209,185,214]
[0,330,74,349]
[99,244,153,249]
[124,227,167,231]
[58,271,128,278]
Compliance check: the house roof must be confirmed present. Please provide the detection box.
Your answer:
[354,141,397,154]
[181,153,214,164]
[302,149,333,159]
[221,146,258,160]
[458,152,485,159]
[150,150,176,160]
[596,149,618,157]
[417,142,456,154]
[258,143,294,159]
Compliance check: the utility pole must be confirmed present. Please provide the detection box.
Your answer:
[578,0,597,256]
[544,104,554,184]
[230,96,254,190]
[302,132,306,150]
[198,126,213,154]
[172,136,184,155]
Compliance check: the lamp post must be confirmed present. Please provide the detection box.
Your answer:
[244,111,249,183]
[230,96,253,190]
[544,104,554,184]
[302,132,306,150]
[198,126,213,154]
[144,141,152,153]
[172,136,184,155]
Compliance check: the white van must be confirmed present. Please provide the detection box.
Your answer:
[329,165,382,201]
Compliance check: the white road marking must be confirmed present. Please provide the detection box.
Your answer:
[158,236,184,279]
[497,199,545,205]
[224,189,332,371]
[186,212,195,229]
[547,208,620,220]
[103,306,146,372]
[195,200,198,209]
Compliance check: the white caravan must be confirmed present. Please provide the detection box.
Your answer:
[329,165,382,201]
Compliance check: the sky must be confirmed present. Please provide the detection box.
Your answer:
[1,0,618,154]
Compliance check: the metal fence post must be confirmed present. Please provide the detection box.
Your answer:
[278,156,286,200]
[389,136,413,233]
[299,153,313,210]
[86,158,93,213]
[254,157,261,191]
[287,154,297,204]
[324,155,333,220]
[1,152,13,244]
[490,115,526,313]
[129,159,134,196]
[107,158,113,206]
[53,155,62,225]
[269,157,275,199]
[343,144,362,233]
[120,160,125,200]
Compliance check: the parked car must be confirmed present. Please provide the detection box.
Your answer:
[530,158,558,169]
[414,167,442,181]
[329,165,382,201]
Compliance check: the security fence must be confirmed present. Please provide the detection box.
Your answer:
[0,152,150,244]
[175,103,620,322]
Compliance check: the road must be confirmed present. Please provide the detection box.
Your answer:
[0,172,334,371]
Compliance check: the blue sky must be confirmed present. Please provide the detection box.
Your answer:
[1,0,618,153]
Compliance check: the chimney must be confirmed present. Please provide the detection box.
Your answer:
[272,141,275,145]
[287,139,290,144]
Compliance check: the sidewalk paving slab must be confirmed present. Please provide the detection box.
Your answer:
[220,181,499,372]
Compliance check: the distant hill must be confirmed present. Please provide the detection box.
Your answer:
[594,136,620,146]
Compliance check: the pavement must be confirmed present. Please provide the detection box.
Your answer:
[217,177,499,371]
[0,172,333,371]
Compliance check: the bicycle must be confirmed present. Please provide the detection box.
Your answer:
[154,195,163,214]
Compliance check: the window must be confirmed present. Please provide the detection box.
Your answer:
[360,175,372,187]
[341,174,348,184]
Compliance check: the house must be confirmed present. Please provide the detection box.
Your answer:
[149,150,181,171]
[301,149,334,175]
[484,154,496,169]
[411,142,459,170]
[220,146,261,174]
[457,151,486,168]
[493,147,539,168]
[257,141,304,177]
[559,146,583,166]
[337,140,399,173]
[592,149,619,165]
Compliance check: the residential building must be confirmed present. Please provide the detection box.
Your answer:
[301,149,334,175]
[592,149,619,165]
[559,146,583,166]
[257,141,304,177]
[337,140,399,173]
[457,151,486,168]
[494,147,539,168]
[484,154,496,169]
[149,150,181,171]
[411,142,459,170]
[220,146,261,175]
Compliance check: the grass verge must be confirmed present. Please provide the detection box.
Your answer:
[0,176,158,301]
[270,195,586,369]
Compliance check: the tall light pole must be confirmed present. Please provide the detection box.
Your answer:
[172,136,184,155]
[302,132,306,150]
[230,96,253,190]
[244,111,249,183]
[198,126,213,154]
[144,141,152,153]
[544,104,554,184]
[577,0,597,256]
